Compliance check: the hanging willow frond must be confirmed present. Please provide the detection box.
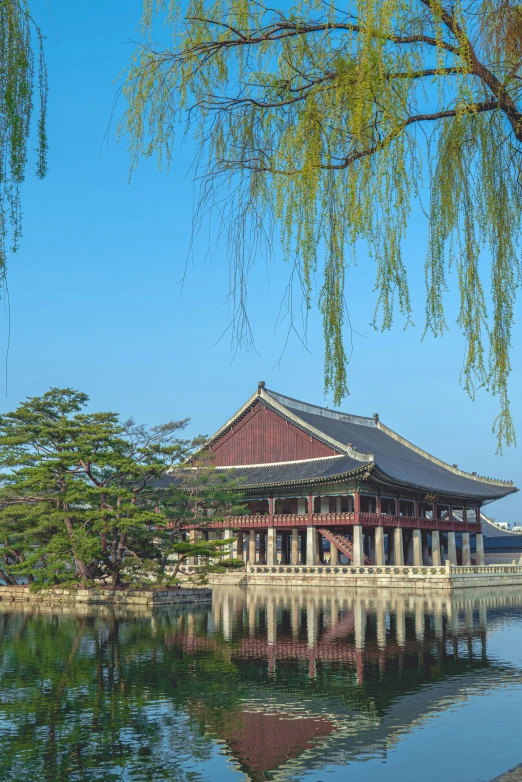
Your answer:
[0,1,48,275]
[122,0,522,450]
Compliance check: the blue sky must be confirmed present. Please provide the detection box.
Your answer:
[3,0,520,521]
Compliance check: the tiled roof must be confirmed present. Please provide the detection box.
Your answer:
[151,454,365,491]
[483,535,522,552]
[263,389,516,500]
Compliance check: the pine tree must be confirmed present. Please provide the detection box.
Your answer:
[0,388,244,588]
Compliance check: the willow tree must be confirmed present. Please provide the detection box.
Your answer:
[121,0,522,447]
[0,2,47,275]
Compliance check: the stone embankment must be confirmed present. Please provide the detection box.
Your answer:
[0,585,212,607]
[181,563,522,593]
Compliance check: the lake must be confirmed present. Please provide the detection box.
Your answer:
[1,586,522,781]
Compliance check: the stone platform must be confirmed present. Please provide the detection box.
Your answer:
[195,563,522,594]
[0,585,212,607]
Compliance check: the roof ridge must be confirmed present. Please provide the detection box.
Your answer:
[265,388,376,427]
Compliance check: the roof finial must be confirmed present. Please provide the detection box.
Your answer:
[373,413,379,422]
[258,380,266,392]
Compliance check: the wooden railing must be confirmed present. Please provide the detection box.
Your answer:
[200,512,480,533]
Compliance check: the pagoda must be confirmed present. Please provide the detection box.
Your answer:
[187,382,517,568]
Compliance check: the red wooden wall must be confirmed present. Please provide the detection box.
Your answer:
[210,402,337,465]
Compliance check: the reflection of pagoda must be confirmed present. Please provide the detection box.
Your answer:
[171,587,522,781]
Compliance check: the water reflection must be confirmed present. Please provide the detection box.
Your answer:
[1,587,522,781]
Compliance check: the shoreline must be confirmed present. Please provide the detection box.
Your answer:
[0,584,212,607]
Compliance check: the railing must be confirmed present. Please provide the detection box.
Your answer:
[247,564,449,576]
[450,564,522,575]
[200,512,479,533]
[247,563,522,577]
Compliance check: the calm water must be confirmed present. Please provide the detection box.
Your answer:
[1,587,522,782]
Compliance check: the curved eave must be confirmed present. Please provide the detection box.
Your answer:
[226,463,373,492]
[371,466,519,502]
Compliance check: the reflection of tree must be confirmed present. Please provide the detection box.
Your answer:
[0,610,243,781]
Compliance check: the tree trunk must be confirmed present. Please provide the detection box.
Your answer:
[0,566,16,585]
[63,516,91,584]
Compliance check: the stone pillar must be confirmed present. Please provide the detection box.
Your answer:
[267,527,277,565]
[431,530,442,565]
[462,532,471,566]
[291,529,299,565]
[306,527,317,566]
[248,530,256,564]
[447,531,457,565]
[189,529,198,566]
[476,533,485,566]
[279,533,286,564]
[413,530,422,566]
[352,525,364,566]
[316,530,323,564]
[259,531,266,564]
[375,527,385,566]
[330,539,339,566]
[394,527,404,565]
[236,531,244,562]
[224,529,234,559]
